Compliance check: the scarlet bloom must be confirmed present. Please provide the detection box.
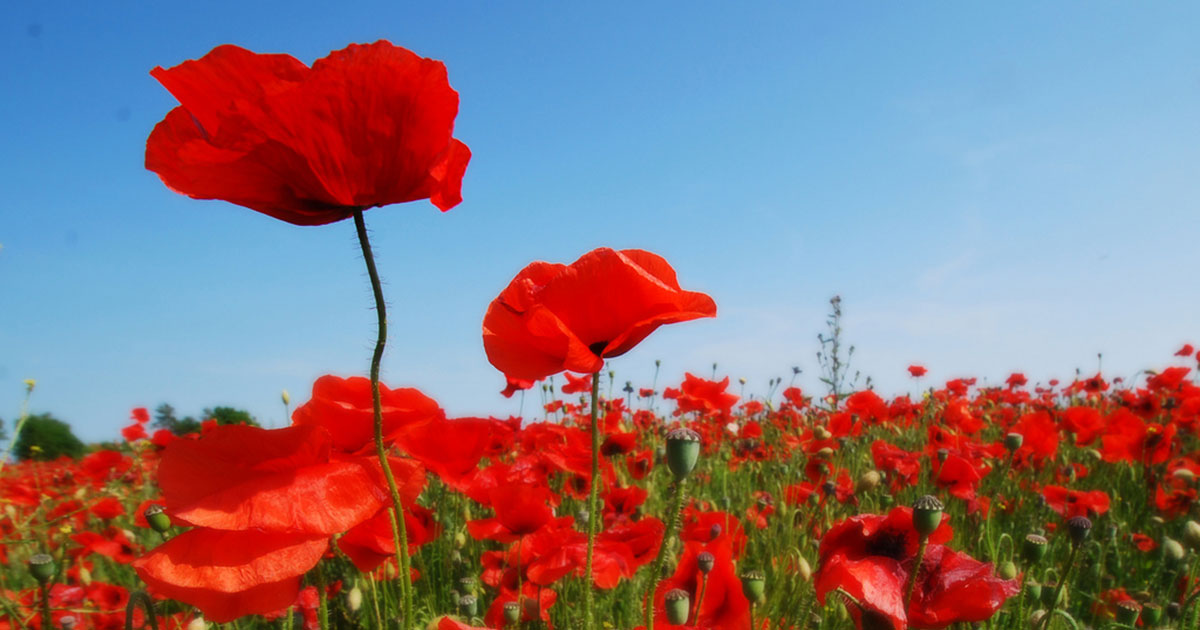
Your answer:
[908,365,928,378]
[482,248,716,381]
[146,41,470,226]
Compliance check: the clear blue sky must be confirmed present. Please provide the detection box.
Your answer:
[3,3,1199,442]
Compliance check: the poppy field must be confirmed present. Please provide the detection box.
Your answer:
[6,39,1200,630]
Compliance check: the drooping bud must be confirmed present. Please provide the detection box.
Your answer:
[28,553,55,584]
[814,426,832,441]
[664,589,691,625]
[1066,516,1092,546]
[1115,600,1141,626]
[1173,468,1196,484]
[186,616,207,630]
[1184,521,1200,551]
[346,586,362,613]
[697,552,715,574]
[740,569,765,603]
[856,470,881,494]
[458,595,478,618]
[144,504,171,533]
[1163,537,1186,564]
[912,495,944,536]
[998,560,1017,580]
[1022,534,1048,564]
[1004,432,1024,451]
[665,427,701,480]
[281,389,291,406]
[797,556,812,582]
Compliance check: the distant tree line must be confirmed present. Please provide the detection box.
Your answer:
[4,403,259,462]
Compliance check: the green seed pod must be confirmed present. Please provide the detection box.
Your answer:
[1066,516,1092,546]
[664,589,691,625]
[1022,534,1048,564]
[998,560,1017,580]
[1041,580,1066,607]
[912,495,944,536]
[28,553,55,584]
[503,601,521,625]
[1167,602,1182,620]
[665,427,701,480]
[458,595,478,618]
[144,504,172,533]
[1115,600,1141,626]
[1025,579,1042,601]
[458,576,477,595]
[1004,432,1024,451]
[1142,603,1163,626]
[740,569,765,602]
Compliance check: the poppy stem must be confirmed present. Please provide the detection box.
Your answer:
[583,370,601,630]
[689,573,708,626]
[353,209,414,630]
[1038,544,1079,630]
[903,534,929,617]
[123,591,159,630]
[644,477,688,630]
[39,583,51,630]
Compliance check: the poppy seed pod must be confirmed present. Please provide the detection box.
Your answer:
[912,495,944,536]
[1066,516,1092,546]
[144,503,172,533]
[1116,600,1141,626]
[666,427,702,480]
[709,523,723,541]
[28,553,55,584]
[697,551,715,574]
[664,589,691,625]
[459,576,477,595]
[740,569,766,602]
[1041,580,1066,607]
[1023,533,1048,564]
[502,601,521,625]
[60,616,78,630]
[1025,579,1042,601]
[1142,603,1163,626]
[936,448,949,464]
[1004,432,1024,451]
[458,595,478,618]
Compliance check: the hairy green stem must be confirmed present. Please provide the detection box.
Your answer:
[644,478,687,630]
[353,210,413,630]
[584,371,601,630]
[1040,544,1079,630]
[124,591,159,630]
[904,535,929,614]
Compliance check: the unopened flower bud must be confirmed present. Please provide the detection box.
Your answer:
[912,495,944,536]
[697,551,715,574]
[79,566,92,586]
[186,617,207,630]
[665,589,691,625]
[1004,432,1023,451]
[665,427,701,480]
[144,504,171,533]
[856,470,881,494]
[1022,534,1048,564]
[60,616,77,630]
[28,553,55,584]
[740,569,765,603]
[1173,468,1196,484]
[797,556,812,581]
[1184,521,1200,551]
[1066,516,1092,546]
[281,389,290,406]
[998,560,1017,580]
[815,447,835,460]
[814,426,832,441]
[1163,537,1186,564]
[346,586,362,613]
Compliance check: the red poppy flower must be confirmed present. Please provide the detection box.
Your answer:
[1041,485,1111,519]
[482,248,716,381]
[290,374,442,455]
[908,365,928,378]
[133,529,328,622]
[653,534,749,629]
[467,482,556,543]
[146,41,470,226]
[674,374,739,417]
[1176,344,1195,357]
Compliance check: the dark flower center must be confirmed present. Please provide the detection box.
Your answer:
[865,528,909,561]
[589,341,609,357]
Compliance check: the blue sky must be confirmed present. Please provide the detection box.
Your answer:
[3,3,1199,442]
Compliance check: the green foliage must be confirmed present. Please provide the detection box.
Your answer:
[14,413,85,461]
[153,402,258,435]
